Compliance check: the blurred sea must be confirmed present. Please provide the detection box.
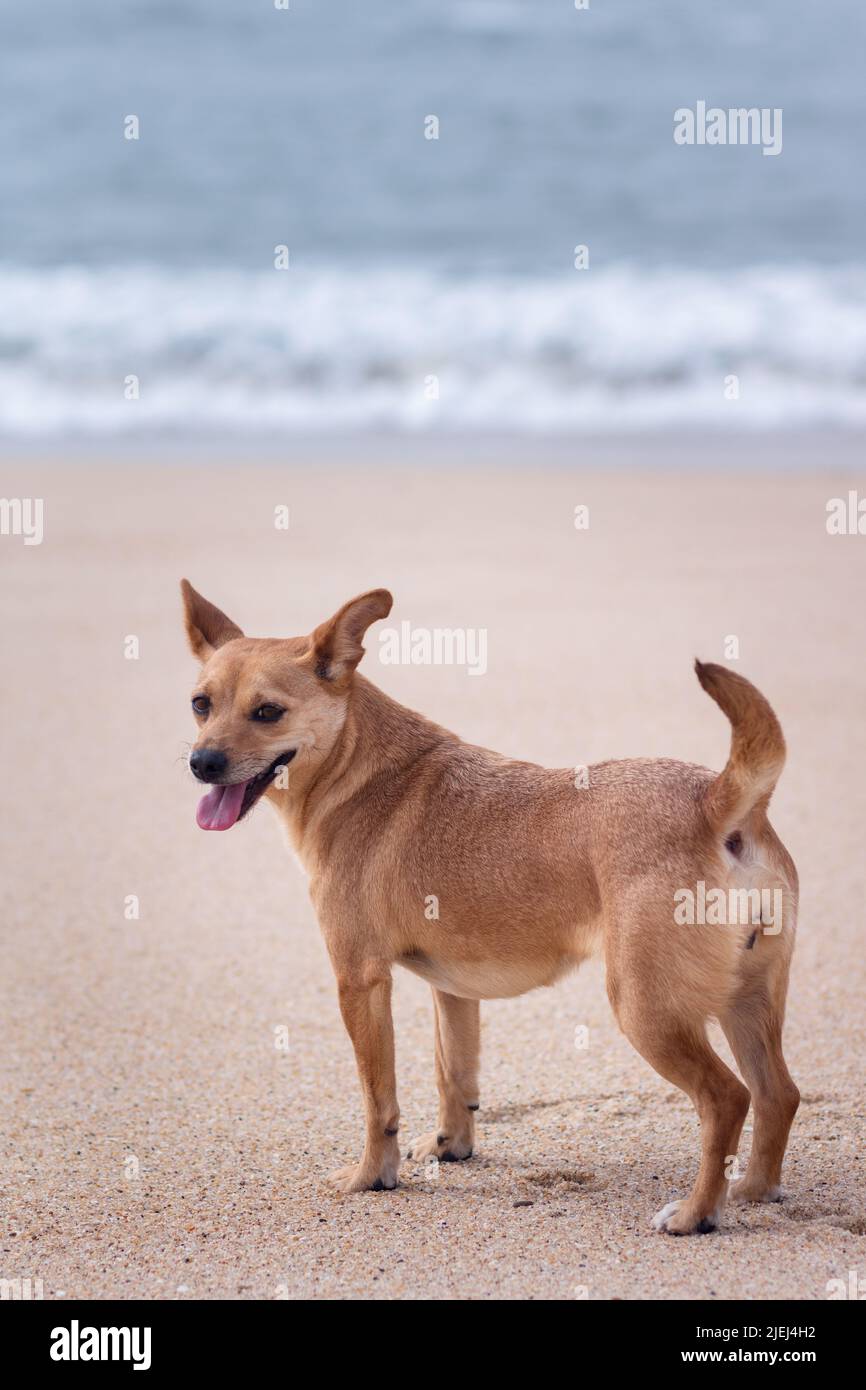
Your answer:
[1,0,864,436]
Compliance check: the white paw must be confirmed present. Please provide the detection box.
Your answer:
[407,1129,473,1163]
[328,1156,399,1194]
[652,1197,723,1235]
[652,1199,683,1232]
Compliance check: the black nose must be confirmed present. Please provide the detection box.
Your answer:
[190,747,229,783]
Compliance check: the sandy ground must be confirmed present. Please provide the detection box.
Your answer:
[1,436,865,1301]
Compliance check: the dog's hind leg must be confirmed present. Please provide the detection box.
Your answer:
[408,990,480,1164]
[720,977,799,1204]
[613,990,750,1234]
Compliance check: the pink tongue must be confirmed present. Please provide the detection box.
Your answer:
[196,780,249,832]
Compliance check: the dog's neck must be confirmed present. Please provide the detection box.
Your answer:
[271,674,450,872]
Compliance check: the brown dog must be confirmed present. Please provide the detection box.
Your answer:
[181,580,799,1235]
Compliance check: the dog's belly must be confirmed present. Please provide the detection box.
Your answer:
[398,949,580,1001]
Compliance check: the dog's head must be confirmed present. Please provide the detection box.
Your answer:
[180,579,392,831]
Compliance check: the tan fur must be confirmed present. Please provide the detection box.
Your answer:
[181,582,800,1232]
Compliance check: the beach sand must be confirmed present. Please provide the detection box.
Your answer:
[1,436,865,1301]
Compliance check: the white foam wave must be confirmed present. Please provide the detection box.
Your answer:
[1,263,865,435]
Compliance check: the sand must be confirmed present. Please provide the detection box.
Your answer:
[1,435,865,1301]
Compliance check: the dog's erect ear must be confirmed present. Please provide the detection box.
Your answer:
[181,579,244,661]
[302,589,393,686]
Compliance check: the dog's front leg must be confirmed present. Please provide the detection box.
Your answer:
[408,989,479,1164]
[329,968,400,1194]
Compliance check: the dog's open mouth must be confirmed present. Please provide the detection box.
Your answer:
[195,750,297,832]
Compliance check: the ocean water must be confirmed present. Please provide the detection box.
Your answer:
[1,0,864,436]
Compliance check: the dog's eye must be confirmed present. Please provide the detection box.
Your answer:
[191,695,210,716]
[252,704,284,723]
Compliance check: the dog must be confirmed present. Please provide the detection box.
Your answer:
[181,579,799,1234]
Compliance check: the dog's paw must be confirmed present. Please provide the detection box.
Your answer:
[652,1199,720,1235]
[729,1177,782,1205]
[328,1160,398,1194]
[406,1129,473,1164]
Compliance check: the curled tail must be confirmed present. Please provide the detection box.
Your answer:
[695,660,786,834]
